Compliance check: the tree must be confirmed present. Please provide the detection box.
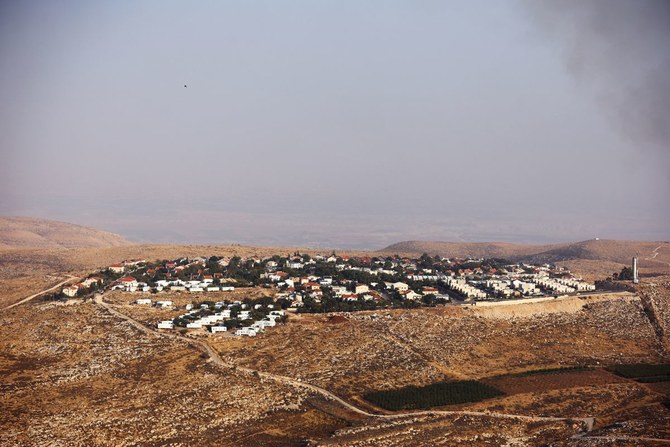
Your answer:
[616,267,633,281]
[422,294,437,306]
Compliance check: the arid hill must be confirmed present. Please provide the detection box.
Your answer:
[380,241,558,260]
[381,239,670,279]
[0,216,131,249]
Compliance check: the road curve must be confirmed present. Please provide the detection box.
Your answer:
[2,275,77,311]
[93,294,595,431]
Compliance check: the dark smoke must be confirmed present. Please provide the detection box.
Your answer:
[524,0,670,158]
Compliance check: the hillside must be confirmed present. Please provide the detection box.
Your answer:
[382,239,670,266]
[0,216,131,249]
[380,239,670,281]
[380,241,558,260]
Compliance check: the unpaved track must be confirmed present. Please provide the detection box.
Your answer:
[577,435,670,444]
[93,294,596,431]
[645,245,670,268]
[646,246,662,260]
[2,275,77,311]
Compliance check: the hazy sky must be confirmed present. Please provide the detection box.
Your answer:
[1,1,668,248]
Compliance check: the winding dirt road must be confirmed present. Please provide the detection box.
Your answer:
[93,294,597,433]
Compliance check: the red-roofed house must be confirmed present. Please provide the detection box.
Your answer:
[119,277,138,287]
[109,264,125,274]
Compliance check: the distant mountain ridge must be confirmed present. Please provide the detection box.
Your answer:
[0,216,131,249]
[380,239,670,266]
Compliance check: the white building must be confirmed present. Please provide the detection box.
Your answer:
[354,284,369,294]
[157,321,174,329]
[235,327,257,337]
[63,286,79,297]
[391,282,409,292]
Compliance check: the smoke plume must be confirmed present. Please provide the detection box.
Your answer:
[524,0,670,158]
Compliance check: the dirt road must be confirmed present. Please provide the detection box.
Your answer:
[2,275,77,311]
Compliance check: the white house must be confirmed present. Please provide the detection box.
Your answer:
[331,286,347,296]
[257,319,276,328]
[186,322,203,329]
[109,264,125,273]
[354,284,369,294]
[157,321,174,329]
[63,286,79,297]
[401,290,422,301]
[392,282,409,292]
[155,301,173,309]
[210,325,228,333]
[119,276,138,288]
[136,298,152,305]
[235,327,257,337]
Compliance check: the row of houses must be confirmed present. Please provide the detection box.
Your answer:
[155,301,285,337]
[444,278,488,299]
[112,276,237,293]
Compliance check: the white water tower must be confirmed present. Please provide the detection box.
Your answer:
[632,257,639,284]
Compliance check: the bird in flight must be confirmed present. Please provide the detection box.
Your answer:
[184,84,187,88]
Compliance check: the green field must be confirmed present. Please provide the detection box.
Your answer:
[610,363,670,379]
[610,363,670,383]
[364,380,505,411]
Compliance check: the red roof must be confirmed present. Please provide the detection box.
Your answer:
[120,276,137,283]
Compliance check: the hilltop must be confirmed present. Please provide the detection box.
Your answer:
[0,216,131,249]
